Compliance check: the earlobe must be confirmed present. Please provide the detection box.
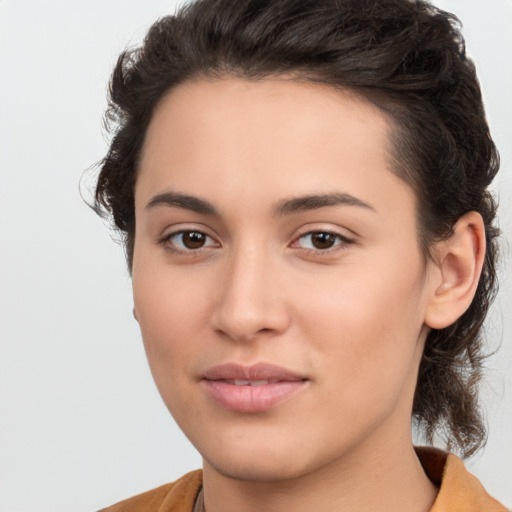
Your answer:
[425,211,486,330]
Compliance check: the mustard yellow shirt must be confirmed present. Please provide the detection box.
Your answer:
[98,447,508,511]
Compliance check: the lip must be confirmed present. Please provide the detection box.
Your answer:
[201,363,309,413]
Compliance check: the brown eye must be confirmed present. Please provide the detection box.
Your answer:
[182,231,207,249]
[310,232,336,249]
[165,230,217,251]
[296,231,352,251]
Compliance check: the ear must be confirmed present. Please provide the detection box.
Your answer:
[133,307,139,322]
[425,211,486,330]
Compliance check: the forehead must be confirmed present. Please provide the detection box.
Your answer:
[141,77,391,157]
[137,77,416,222]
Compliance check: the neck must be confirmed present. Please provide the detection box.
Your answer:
[201,436,437,512]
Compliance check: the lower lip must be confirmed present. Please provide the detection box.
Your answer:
[202,380,308,413]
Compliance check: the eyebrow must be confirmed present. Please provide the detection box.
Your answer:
[145,191,375,216]
[272,193,375,216]
[146,191,218,215]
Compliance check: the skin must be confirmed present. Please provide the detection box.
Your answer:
[132,78,484,512]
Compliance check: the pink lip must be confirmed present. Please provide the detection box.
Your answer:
[201,363,309,413]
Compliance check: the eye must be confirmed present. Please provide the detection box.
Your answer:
[163,230,217,251]
[295,231,352,251]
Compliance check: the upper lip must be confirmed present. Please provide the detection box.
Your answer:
[203,363,307,382]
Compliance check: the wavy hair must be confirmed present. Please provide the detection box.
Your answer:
[93,0,500,457]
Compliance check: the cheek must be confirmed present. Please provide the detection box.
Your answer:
[294,254,427,398]
[132,262,214,387]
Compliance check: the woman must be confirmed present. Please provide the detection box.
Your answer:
[94,0,506,510]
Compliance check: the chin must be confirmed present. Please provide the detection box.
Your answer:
[197,428,341,485]
[204,453,315,483]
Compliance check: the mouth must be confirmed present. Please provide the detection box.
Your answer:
[201,363,309,413]
[222,379,283,386]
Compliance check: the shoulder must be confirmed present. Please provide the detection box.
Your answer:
[416,447,508,512]
[97,470,203,512]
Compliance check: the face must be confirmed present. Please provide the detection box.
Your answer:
[132,78,436,482]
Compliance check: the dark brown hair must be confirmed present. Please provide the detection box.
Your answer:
[94,0,500,457]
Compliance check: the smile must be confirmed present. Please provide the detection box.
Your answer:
[228,379,278,386]
[201,363,309,413]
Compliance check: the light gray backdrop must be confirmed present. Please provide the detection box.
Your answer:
[0,1,510,510]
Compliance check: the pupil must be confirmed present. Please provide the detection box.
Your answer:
[183,231,205,249]
[312,233,335,249]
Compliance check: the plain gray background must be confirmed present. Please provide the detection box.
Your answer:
[0,1,511,510]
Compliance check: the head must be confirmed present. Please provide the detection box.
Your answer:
[94,0,499,460]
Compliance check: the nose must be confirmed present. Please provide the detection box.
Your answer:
[210,246,290,342]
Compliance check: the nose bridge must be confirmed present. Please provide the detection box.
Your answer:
[212,239,288,341]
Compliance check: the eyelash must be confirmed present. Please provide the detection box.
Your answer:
[159,230,218,254]
[159,229,354,255]
[293,230,354,253]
